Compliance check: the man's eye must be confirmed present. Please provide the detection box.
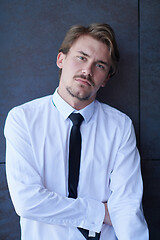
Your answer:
[96,63,105,70]
[78,56,85,61]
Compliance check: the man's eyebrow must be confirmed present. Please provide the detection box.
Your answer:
[77,50,90,57]
[77,51,109,66]
[97,60,109,67]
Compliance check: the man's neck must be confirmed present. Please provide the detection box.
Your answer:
[57,88,95,110]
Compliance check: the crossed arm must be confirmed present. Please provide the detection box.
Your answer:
[4,108,148,239]
[4,108,112,235]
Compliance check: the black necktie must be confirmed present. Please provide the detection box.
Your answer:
[68,113,101,240]
[68,113,83,198]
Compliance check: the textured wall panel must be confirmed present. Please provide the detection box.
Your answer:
[142,160,160,240]
[140,0,160,159]
[0,0,149,239]
[0,0,139,163]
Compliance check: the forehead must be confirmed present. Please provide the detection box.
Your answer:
[69,35,111,61]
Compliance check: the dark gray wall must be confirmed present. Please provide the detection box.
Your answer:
[140,1,160,239]
[0,0,159,239]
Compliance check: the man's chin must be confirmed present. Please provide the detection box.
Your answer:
[66,87,91,101]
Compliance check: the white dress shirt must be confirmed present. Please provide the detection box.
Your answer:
[4,89,149,240]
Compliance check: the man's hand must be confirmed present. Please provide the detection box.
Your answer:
[103,202,112,226]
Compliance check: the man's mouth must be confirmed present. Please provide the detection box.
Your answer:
[74,75,94,86]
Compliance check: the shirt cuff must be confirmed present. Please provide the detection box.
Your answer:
[82,198,105,233]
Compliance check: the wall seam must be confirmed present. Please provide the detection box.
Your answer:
[138,0,141,153]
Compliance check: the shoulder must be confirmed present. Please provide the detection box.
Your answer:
[8,95,52,115]
[5,95,53,130]
[94,101,136,145]
[14,95,52,111]
[95,100,132,126]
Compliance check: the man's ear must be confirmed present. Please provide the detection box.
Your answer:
[56,52,65,69]
[101,74,110,87]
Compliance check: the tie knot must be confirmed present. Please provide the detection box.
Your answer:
[69,113,84,127]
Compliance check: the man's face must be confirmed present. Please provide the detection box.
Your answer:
[57,35,111,108]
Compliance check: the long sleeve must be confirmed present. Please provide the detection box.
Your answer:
[107,116,149,239]
[4,107,105,233]
[4,95,149,240]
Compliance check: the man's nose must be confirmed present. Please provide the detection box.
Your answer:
[81,63,93,77]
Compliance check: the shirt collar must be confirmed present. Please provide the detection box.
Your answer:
[52,88,95,123]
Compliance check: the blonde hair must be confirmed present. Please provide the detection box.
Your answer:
[59,23,120,77]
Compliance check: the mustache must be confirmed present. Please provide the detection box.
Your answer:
[73,74,94,86]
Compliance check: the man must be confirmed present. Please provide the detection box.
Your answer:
[4,23,149,239]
